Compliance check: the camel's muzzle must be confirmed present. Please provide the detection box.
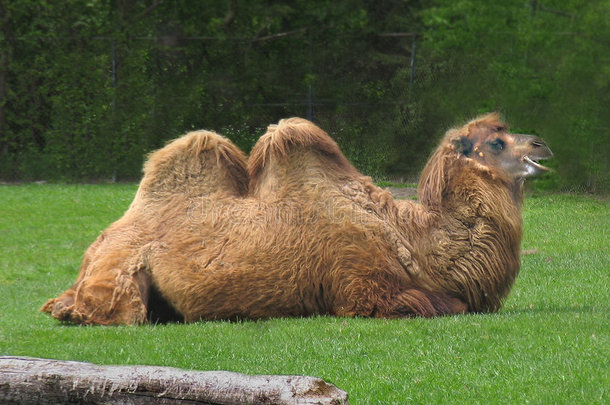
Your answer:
[522,137,553,176]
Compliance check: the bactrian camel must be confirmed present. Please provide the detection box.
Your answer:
[42,113,553,324]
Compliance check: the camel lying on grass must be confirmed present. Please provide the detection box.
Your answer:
[42,114,552,325]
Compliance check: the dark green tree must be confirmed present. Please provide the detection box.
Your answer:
[0,0,607,191]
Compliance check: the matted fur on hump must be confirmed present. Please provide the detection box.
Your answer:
[248,118,359,191]
[139,130,249,198]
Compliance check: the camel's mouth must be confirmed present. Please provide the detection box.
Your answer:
[523,155,551,176]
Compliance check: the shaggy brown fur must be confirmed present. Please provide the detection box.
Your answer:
[42,114,552,324]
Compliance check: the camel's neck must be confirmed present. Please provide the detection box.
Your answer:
[402,169,523,312]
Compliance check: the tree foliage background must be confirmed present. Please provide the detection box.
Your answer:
[0,0,608,192]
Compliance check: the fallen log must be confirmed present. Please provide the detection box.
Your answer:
[0,356,348,405]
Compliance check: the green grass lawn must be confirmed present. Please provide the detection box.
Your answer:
[0,184,608,404]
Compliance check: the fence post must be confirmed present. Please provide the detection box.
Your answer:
[111,40,117,182]
[408,34,417,102]
[307,84,315,122]
[307,37,315,122]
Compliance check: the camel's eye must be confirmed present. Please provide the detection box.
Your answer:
[488,138,505,152]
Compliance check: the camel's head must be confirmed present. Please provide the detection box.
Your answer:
[448,113,553,178]
[418,113,553,207]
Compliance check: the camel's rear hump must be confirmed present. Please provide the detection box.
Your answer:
[138,130,249,200]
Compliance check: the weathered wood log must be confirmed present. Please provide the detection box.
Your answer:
[0,356,349,405]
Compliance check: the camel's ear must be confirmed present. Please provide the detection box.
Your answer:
[451,136,473,156]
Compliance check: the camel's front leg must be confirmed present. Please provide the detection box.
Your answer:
[333,275,467,318]
[381,288,468,318]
